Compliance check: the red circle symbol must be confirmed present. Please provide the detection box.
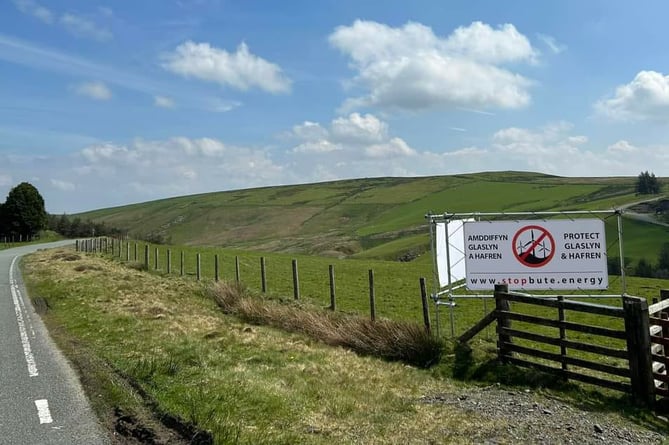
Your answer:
[512,225,555,268]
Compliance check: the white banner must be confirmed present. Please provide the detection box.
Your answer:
[463,219,608,290]
[436,220,469,288]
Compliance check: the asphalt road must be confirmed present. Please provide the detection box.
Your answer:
[0,241,110,444]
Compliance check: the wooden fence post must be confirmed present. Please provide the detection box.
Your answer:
[329,265,336,311]
[420,277,431,335]
[134,243,138,261]
[292,259,299,300]
[623,295,655,407]
[167,249,172,274]
[494,284,511,363]
[144,245,150,270]
[557,295,568,373]
[196,253,201,281]
[180,251,184,276]
[369,269,376,322]
[215,254,220,282]
[76,240,79,252]
[235,256,240,282]
[154,247,159,270]
[260,257,267,293]
[126,242,130,261]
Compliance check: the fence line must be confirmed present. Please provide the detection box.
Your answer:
[76,237,432,329]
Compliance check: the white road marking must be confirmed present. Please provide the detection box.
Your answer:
[34,399,53,424]
[17,285,36,338]
[9,256,39,377]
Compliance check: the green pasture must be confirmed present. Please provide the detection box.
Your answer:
[103,238,669,339]
[77,172,651,262]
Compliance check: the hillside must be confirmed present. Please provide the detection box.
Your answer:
[77,171,667,262]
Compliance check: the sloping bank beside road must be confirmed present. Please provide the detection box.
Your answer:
[23,247,669,444]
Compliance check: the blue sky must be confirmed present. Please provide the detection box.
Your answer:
[2,0,669,213]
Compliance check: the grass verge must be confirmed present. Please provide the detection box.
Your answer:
[23,247,668,443]
[23,247,494,444]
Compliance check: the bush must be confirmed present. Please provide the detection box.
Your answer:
[209,282,443,368]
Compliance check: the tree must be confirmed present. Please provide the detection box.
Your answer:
[0,202,6,239]
[3,182,47,239]
[655,242,669,279]
[634,258,655,278]
[636,171,661,195]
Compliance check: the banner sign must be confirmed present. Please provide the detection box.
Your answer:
[463,219,608,290]
[436,219,472,288]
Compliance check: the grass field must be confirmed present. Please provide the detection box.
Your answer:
[77,172,668,265]
[22,248,499,444]
[23,248,668,444]
[98,238,669,339]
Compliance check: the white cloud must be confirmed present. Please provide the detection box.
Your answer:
[50,179,75,191]
[60,13,112,41]
[490,123,669,176]
[289,113,414,159]
[596,71,669,121]
[492,122,586,166]
[12,2,112,41]
[206,98,242,113]
[291,121,328,141]
[81,143,128,163]
[331,113,388,144]
[172,137,226,157]
[12,0,53,23]
[162,41,291,93]
[537,34,566,54]
[607,140,638,154]
[0,35,234,113]
[444,21,538,64]
[292,140,341,154]
[154,95,175,109]
[73,81,112,100]
[329,20,537,112]
[364,137,416,158]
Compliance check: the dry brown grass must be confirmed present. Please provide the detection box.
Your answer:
[209,281,443,368]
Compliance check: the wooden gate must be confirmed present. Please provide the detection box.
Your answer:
[459,284,656,407]
[648,290,669,399]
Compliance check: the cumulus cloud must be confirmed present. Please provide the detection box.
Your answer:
[162,41,291,93]
[331,113,388,144]
[596,71,669,121]
[73,81,112,100]
[75,137,283,191]
[288,113,415,159]
[490,123,669,176]
[364,138,416,158]
[154,95,175,109]
[329,20,537,112]
[607,140,638,154]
